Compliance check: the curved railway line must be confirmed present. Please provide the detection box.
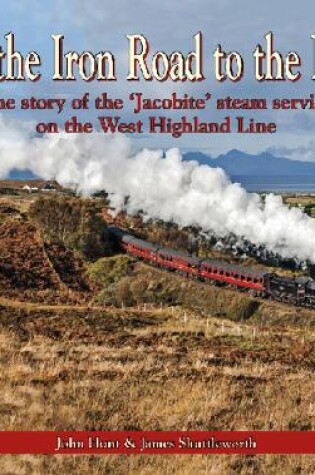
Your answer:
[109,226,315,309]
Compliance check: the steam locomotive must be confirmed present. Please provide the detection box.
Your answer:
[109,226,315,308]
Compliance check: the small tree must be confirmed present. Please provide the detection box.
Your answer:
[30,195,110,260]
[130,277,148,304]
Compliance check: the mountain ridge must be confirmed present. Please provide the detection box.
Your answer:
[184,149,315,176]
[4,149,315,181]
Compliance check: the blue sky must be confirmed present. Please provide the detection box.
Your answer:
[2,0,315,159]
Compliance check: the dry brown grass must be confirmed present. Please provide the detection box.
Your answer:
[0,301,314,474]
[0,193,315,473]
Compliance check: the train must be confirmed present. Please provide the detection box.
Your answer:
[108,226,315,308]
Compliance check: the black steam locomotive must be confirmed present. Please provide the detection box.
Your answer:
[109,226,315,308]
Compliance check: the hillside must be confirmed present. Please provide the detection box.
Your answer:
[0,299,314,473]
[0,221,60,292]
[0,201,93,304]
[0,193,314,473]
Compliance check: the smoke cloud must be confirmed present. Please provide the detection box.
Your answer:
[1,115,315,262]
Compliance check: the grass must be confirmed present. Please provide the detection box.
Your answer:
[0,299,314,473]
[0,193,315,473]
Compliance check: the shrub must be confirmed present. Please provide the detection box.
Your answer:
[87,255,133,287]
[30,195,109,259]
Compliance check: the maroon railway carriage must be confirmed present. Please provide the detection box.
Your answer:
[120,233,134,252]
[118,228,267,290]
[121,235,158,262]
[108,226,315,308]
[199,259,267,292]
[156,247,200,276]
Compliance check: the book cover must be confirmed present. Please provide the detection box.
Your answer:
[0,0,314,472]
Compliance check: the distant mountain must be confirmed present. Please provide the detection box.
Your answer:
[6,169,39,180]
[5,150,315,183]
[184,149,315,177]
[182,151,212,167]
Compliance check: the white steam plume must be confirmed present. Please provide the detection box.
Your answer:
[1,116,315,262]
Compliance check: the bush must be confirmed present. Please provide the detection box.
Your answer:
[30,195,109,259]
[226,298,260,321]
[95,277,134,307]
[130,277,148,304]
[115,279,133,306]
[87,255,133,287]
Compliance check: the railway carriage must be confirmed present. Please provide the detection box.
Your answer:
[199,259,267,293]
[156,247,200,276]
[108,226,315,308]
[125,237,158,262]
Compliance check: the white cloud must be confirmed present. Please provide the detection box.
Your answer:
[268,141,315,162]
